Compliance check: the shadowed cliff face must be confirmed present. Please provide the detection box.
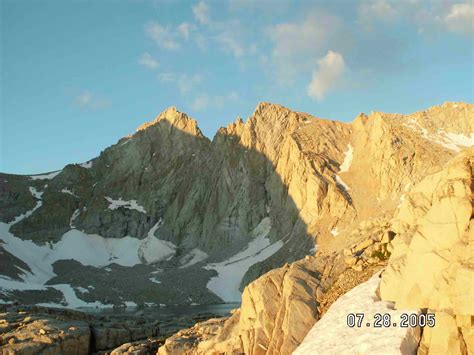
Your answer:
[0,102,472,307]
[0,104,328,306]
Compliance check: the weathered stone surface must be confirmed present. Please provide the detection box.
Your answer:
[0,305,162,354]
[0,307,91,355]
[381,148,474,355]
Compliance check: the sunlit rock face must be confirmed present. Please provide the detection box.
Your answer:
[0,102,472,312]
[380,148,474,355]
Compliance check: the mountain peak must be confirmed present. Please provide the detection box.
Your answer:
[135,106,204,137]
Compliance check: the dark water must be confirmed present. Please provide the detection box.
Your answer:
[78,302,240,318]
[78,303,241,337]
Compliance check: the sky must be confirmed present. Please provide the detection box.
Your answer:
[1,0,473,174]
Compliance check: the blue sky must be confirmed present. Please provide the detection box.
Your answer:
[1,0,473,174]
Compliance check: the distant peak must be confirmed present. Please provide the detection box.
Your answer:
[135,106,204,137]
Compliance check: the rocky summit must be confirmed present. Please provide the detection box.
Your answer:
[0,102,473,354]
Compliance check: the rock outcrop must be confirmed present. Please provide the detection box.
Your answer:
[0,305,161,354]
[380,148,474,355]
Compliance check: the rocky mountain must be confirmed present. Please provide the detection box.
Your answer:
[0,101,472,314]
[157,147,474,355]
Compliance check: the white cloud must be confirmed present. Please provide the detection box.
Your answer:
[267,12,346,81]
[358,0,398,30]
[138,52,159,69]
[74,91,110,110]
[194,33,208,50]
[190,95,209,111]
[178,74,203,94]
[216,32,245,57]
[145,22,180,50]
[444,2,474,35]
[191,91,239,111]
[178,22,193,40]
[158,72,175,82]
[307,50,346,101]
[158,72,203,94]
[193,1,210,25]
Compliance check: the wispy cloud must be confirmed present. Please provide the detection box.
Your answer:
[177,22,194,40]
[138,52,160,69]
[158,72,203,94]
[444,2,474,35]
[191,91,239,111]
[216,31,246,57]
[193,1,210,25]
[358,0,398,31]
[145,22,180,49]
[307,51,347,101]
[74,91,110,110]
[267,12,347,81]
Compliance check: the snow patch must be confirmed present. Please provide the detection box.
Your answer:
[80,161,93,169]
[339,144,353,173]
[404,120,474,152]
[335,175,350,191]
[204,217,283,302]
[105,196,147,214]
[29,171,61,180]
[138,220,177,264]
[179,248,209,268]
[47,284,113,308]
[0,218,179,297]
[330,227,339,237]
[150,277,161,284]
[69,209,80,228]
[10,187,43,226]
[294,274,420,355]
[61,188,78,198]
[76,287,89,294]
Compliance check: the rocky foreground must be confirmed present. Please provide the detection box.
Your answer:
[0,304,228,354]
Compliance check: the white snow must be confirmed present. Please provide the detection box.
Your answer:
[404,120,474,152]
[179,248,209,268]
[204,217,283,302]
[138,220,177,263]
[10,187,43,226]
[339,144,353,172]
[435,131,474,152]
[105,196,147,214]
[294,274,420,355]
[76,286,89,294]
[330,227,339,237]
[149,277,161,284]
[29,171,62,180]
[80,161,93,169]
[335,175,350,191]
[124,301,137,307]
[0,211,177,308]
[61,188,78,198]
[69,209,80,228]
[42,284,113,309]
